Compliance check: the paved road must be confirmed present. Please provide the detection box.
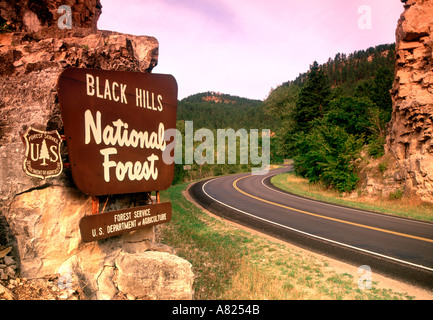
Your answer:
[189,167,433,290]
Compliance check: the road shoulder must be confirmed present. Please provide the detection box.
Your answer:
[185,182,433,300]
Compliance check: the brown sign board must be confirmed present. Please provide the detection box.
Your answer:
[79,202,172,242]
[57,68,178,196]
[22,127,63,180]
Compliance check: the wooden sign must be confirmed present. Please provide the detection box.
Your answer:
[57,68,178,196]
[79,202,172,242]
[22,127,63,180]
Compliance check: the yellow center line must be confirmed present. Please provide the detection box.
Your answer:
[233,176,433,244]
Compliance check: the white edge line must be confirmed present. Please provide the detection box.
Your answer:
[202,179,433,273]
[260,173,433,227]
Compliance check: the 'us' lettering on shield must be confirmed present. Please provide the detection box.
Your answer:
[22,127,63,180]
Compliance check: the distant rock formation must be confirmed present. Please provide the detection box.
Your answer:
[385,0,433,202]
[202,92,236,104]
[0,0,193,300]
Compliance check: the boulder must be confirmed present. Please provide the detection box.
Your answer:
[115,251,195,300]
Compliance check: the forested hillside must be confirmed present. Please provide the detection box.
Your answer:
[177,91,274,130]
[174,43,396,189]
[174,92,278,183]
[289,44,395,90]
[265,43,395,192]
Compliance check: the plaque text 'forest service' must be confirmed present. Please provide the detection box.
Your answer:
[22,127,63,180]
[58,68,178,196]
[79,202,172,242]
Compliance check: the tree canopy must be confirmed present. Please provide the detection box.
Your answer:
[175,43,395,191]
[264,43,395,192]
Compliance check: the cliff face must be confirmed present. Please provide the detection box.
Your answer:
[0,0,101,33]
[386,0,433,202]
[0,1,193,300]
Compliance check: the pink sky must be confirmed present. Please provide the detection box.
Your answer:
[98,0,404,100]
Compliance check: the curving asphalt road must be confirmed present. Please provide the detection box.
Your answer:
[189,167,433,291]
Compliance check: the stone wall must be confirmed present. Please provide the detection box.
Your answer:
[0,1,194,299]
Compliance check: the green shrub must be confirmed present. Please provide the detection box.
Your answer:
[0,21,12,34]
[368,134,386,158]
[378,160,388,174]
[294,120,363,192]
[390,189,403,200]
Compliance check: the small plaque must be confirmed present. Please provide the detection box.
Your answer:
[22,127,63,180]
[79,202,172,242]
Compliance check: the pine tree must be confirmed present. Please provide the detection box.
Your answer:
[39,139,50,166]
[293,61,331,131]
[371,67,393,113]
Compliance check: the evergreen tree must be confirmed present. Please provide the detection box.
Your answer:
[293,61,331,131]
[371,67,393,118]
[264,84,300,158]
[324,96,374,137]
[39,139,50,166]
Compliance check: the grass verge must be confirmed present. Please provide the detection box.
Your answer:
[158,181,418,300]
[271,172,433,223]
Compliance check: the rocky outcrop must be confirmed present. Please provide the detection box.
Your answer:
[0,0,102,33]
[0,1,193,300]
[385,0,433,202]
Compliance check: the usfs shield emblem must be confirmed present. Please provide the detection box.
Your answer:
[22,127,63,180]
